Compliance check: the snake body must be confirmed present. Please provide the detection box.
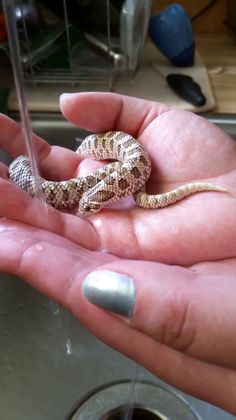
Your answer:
[9,131,228,216]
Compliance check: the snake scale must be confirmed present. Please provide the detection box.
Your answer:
[8,131,228,216]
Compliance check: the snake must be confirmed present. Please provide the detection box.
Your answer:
[8,131,228,216]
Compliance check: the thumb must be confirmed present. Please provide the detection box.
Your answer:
[82,259,236,369]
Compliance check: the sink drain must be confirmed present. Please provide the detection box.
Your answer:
[102,405,164,419]
[69,381,201,420]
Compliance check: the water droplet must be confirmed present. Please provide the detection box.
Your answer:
[93,218,102,228]
[66,338,72,355]
[35,244,43,251]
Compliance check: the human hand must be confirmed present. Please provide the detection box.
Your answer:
[1,93,236,266]
[60,92,236,265]
[0,217,235,414]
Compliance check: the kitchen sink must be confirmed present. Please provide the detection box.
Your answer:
[0,111,235,420]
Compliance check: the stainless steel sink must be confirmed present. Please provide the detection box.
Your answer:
[0,112,235,420]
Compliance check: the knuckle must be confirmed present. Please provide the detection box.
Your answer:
[160,290,196,352]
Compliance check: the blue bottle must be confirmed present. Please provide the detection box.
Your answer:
[149,3,195,67]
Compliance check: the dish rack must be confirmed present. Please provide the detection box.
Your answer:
[1,0,152,89]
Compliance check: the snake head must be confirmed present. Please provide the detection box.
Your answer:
[78,197,102,217]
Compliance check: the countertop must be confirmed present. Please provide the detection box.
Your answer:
[196,33,236,113]
[3,33,236,115]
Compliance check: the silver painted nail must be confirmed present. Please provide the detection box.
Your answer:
[82,270,135,317]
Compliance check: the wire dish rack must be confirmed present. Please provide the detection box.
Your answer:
[1,0,152,89]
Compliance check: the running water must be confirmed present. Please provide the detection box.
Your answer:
[123,362,141,420]
[121,267,140,420]
[2,0,41,196]
[2,0,72,357]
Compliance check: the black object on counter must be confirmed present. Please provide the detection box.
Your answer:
[166,74,206,107]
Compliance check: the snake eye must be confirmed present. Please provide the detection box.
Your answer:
[88,203,101,214]
[79,200,101,216]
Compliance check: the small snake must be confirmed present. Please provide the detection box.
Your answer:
[8,131,228,216]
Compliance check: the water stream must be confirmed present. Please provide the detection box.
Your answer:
[123,362,141,420]
[3,0,41,196]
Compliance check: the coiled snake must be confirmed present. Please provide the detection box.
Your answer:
[8,131,228,216]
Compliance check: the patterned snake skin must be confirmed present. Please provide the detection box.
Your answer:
[8,131,228,216]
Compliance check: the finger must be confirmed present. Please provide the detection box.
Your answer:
[59,93,236,181]
[60,92,236,176]
[0,224,234,414]
[82,259,236,370]
[59,92,169,135]
[39,145,83,180]
[0,162,9,178]
[0,113,49,158]
[59,92,236,183]
[0,179,99,250]
[0,113,82,180]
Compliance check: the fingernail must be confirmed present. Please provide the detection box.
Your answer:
[59,93,71,103]
[82,270,135,317]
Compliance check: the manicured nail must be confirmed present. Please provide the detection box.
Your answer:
[82,270,135,317]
